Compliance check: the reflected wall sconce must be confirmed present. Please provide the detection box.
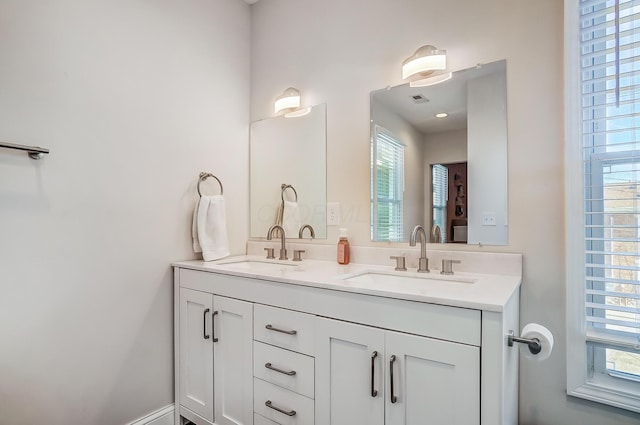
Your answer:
[402,44,447,82]
[274,87,311,117]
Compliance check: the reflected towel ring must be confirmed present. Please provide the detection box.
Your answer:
[281,184,298,202]
[198,172,224,197]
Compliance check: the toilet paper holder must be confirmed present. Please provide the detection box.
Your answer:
[507,331,542,355]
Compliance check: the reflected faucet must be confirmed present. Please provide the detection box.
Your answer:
[409,225,430,273]
[267,224,288,260]
[298,224,316,239]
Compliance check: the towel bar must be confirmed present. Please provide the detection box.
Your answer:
[197,172,224,197]
[0,141,50,160]
[281,184,298,202]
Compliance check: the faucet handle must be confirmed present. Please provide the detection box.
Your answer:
[264,247,275,259]
[441,259,461,275]
[389,255,407,271]
[293,250,306,262]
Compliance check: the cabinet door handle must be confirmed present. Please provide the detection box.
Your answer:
[265,400,296,417]
[389,355,398,403]
[203,308,210,340]
[212,311,219,342]
[371,351,378,397]
[265,362,297,376]
[265,324,297,335]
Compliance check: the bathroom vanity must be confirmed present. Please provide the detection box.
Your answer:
[173,248,521,425]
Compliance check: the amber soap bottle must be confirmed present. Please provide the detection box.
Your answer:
[337,228,350,264]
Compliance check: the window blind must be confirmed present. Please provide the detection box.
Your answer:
[432,164,448,243]
[581,0,640,350]
[372,128,404,242]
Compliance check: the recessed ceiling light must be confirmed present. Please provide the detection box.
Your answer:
[435,112,448,118]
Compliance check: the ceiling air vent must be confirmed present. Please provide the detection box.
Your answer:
[410,94,429,104]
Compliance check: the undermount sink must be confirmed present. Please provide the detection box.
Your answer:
[341,270,476,288]
[214,258,300,272]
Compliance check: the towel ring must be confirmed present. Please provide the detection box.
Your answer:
[281,184,298,202]
[198,172,224,197]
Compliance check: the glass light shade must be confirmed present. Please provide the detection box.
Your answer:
[274,87,301,114]
[402,45,447,80]
[409,72,453,88]
[284,106,312,118]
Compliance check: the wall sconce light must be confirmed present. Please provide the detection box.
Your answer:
[274,87,301,114]
[410,72,452,88]
[274,87,311,117]
[402,45,447,80]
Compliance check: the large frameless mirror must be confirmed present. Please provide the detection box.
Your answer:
[370,60,508,245]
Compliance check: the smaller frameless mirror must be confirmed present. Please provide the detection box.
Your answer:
[250,104,327,239]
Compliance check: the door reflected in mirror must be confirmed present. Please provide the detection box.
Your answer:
[370,60,508,245]
[250,104,327,239]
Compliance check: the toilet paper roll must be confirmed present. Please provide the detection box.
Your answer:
[521,323,554,362]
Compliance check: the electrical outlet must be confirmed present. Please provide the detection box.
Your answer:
[482,213,497,226]
[327,202,341,225]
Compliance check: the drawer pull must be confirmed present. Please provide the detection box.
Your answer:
[371,351,378,397]
[389,355,398,403]
[265,324,297,335]
[203,309,210,340]
[265,362,297,376]
[265,400,296,417]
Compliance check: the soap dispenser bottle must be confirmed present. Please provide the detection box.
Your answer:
[337,228,350,265]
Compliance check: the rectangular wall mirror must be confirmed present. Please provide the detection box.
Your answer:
[370,60,508,245]
[250,103,327,239]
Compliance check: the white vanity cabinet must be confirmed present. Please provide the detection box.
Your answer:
[174,262,519,425]
[315,318,479,425]
[177,287,253,425]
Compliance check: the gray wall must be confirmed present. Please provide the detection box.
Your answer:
[0,0,250,423]
[249,0,640,423]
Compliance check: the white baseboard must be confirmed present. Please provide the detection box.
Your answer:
[126,404,174,425]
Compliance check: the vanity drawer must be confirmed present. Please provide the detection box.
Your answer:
[255,413,280,425]
[254,341,315,398]
[254,304,316,356]
[254,378,314,425]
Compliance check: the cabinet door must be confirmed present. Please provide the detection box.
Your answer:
[213,295,254,425]
[179,288,214,423]
[315,317,384,425]
[385,331,480,425]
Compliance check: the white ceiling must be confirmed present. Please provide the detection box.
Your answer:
[372,61,505,135]
[244,0,260,4]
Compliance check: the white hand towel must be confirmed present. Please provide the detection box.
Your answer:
[193,195,230,261]
[282,200,301,237]
[192,197,202,253]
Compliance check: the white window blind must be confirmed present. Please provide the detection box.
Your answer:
[581,0,640,381]
[432,164,448,243]
[371,127,404,242]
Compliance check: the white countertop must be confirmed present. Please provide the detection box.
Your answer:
[173,254,521,312]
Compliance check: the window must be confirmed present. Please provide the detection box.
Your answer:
[371,126,404,242]
[567,0,640,412]
[432,164,448,243]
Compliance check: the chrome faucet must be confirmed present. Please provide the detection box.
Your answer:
[298,224,316,239]
[409,225,429,272]
[267,224,288,260]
